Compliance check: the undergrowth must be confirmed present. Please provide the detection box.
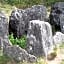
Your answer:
[9,34,27,49]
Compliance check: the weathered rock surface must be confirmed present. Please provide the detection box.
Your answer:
[4,45,37,62]
[49,2,64,34]
[27,20,54,57]
[9,9,26,38]
[53,32,64,45]
[24,5,47,21]
[9,5,47,38]
[59,14,64,33]
[0,12,11,56]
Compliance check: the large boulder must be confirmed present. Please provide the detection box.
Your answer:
[49,2,64,34]
[4,45,37,62]
[9,5,47,38]
[27,20,54,57]
[0,12,11,56]
[9,9,26,38]
[24,5,47,21]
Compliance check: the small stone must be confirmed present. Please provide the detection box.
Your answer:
[47,52,57,60]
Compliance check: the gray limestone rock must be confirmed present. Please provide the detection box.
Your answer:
[9,5,47,38]
[59,14,64,33]
[4,45,37,62]
[9,9,26,38]
[53,32,64,46]
[0,12,11,56]
[49,2,64,34]
[27,20,54,57]
[24,5,47,21]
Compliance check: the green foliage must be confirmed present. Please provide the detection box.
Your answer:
[0,55,11,64]
[9,34,27,49]
[0,0,64,8]
[60,43,64,49]
[0,0,43,8]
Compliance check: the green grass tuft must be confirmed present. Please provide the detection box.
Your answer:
[9,34,27,49]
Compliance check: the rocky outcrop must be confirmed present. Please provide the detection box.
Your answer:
[53,32,64,46]
[4,45,37,62]
[9,5,47,38]
[27,20,54,57]
[9,9,26,38]
[0,12,36,62]
[0,12,11,56]
[49,2,64,34]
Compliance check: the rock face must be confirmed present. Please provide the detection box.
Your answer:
[24,5,47,21]
[59,14,64,33]
[0,12,11,56]
[27,20,54,57]
[53,32,64,46]
[49,2,64,34]
[9,5,47,38]
[9,9,26,38]
[4,45,37,62]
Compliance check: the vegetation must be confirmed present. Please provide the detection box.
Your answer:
[9,34,27,49]
[61,59,64,64]
[0,55,12,64]
[0,55,45,64]
[0,0,64,8]
[60,43,64,49]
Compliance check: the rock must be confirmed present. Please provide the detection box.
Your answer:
[27,20,54,57]
[0,11,8,38]
[4,45,37,62]
[59,14,64,33]
[49,2,64,34]
[53,32,64,45]
[25,5,47,21]
[0,12,11,56]
[9,9,26,38]
[47,52,57,60]
[0,37,3,56]
[9,5,47,38]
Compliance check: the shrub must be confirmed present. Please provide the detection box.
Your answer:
[9,34,27,49]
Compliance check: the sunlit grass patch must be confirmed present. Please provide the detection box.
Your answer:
[61,59,64,64]
[60,43,64,49]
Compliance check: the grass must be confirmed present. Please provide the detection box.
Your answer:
[59,43,64,49]
[0,55,12,64]
[0,3,14,22]
[61,59,64,64]
[0,55,46,64]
